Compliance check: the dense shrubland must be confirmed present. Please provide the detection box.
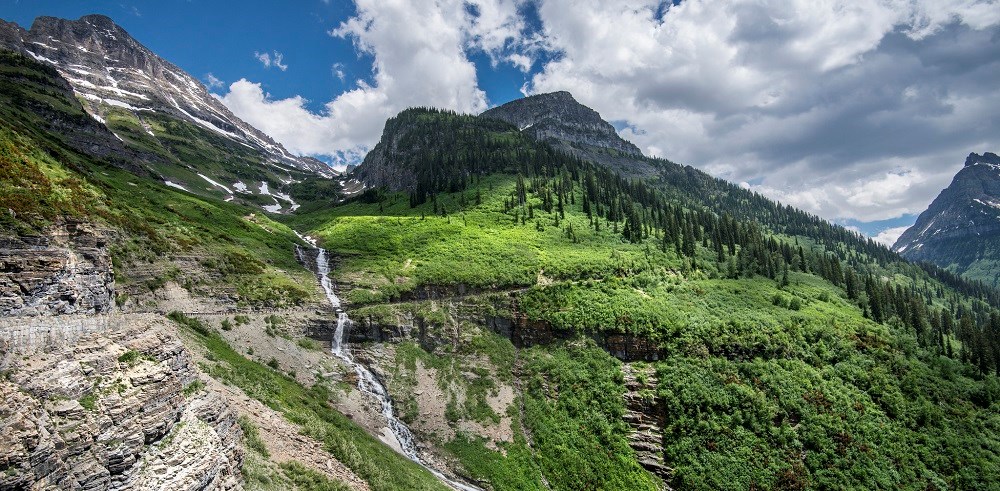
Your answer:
[292,108,1000,489]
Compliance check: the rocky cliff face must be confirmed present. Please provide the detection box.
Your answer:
[0,220,114,319]
[481,92,641,156]
[0,315,242,491]
[893,152,1000,286]
[0,223,243,490]
[0,14,332,179]
[622,365,672,484]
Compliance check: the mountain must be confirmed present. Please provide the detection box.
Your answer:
[3,14,1000,490]
[893,152,1000,286]
[481,91,660,177]
[313,102,1000,489]
[354,92,662,192]
[0,14,337,211]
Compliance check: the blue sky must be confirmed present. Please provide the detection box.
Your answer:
[6,1,1000,245]
[5,0,532,111]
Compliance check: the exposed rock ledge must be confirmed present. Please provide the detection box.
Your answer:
[0,314,243,490]
[0,221,114,317]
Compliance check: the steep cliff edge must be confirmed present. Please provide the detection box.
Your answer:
[0,225,244,490]
[0,220,114,318]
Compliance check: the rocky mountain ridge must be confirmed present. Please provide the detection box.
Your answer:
[0,14,332,179]
[481,91,641,156]
[354,92,661,192]
[893,151,1000,286]
[481,91,660,177]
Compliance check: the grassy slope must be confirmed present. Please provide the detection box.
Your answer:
[93,81,329,208]
[291,172,1000,490]
[170,313,448,491]
[0,50,313,306]
[0,51,454,491]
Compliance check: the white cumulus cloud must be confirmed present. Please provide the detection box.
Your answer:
[221,0,527,167]
[219,0,999,223]
[204,73,224,89]
[525,0,1000,222]
[874,226,912,247]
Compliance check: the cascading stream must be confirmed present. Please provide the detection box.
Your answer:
[296,243,481,491]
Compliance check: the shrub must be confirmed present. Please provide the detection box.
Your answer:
[167,311,212,336]
[789,297,802,311]
[238,415,270,458]
[117,350,143,365]
[183,380,206,397]
[79,393,97,411]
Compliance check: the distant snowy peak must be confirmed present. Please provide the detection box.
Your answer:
[964,151,1000,169]
[0,14,335,178]
[893,152,1000,279]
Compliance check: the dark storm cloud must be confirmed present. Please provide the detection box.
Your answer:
[527,0,1000,223]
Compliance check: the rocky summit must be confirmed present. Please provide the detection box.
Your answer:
[481,91,660,177]
[893,152,1000,286]
[481,91,642,157]
[0,15,330,178]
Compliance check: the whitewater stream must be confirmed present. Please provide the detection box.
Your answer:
[297,243,481,491]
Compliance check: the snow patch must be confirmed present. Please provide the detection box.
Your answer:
[167,95,244,140]
[103,98,138,110]
[257,181,299,213]
[233,181,249,193]
[164,181,189,192]
[293,231,318,247]
[66,77,98,89]
[25,50,58,65]
[973,198,1000,210]
[66,66,95,76]
[197,173,233,194]
[263,199,282,213]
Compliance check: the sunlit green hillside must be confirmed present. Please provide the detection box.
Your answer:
[287,109,1000,490]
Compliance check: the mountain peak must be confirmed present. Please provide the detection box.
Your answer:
[0,13,333,179]
[481,91,651,176]
[894,150,1000,285]
[964,151,1000,167]
[79,14,116,25]
[527,90,576,101]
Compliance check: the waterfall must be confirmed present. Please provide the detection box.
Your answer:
[297,244,481,491]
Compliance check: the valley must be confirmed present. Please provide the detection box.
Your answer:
[1,11,999,491]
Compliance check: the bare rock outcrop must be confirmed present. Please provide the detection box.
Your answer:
[0,221,114,318]
[622,364,672,487]
[0,315,243,491]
